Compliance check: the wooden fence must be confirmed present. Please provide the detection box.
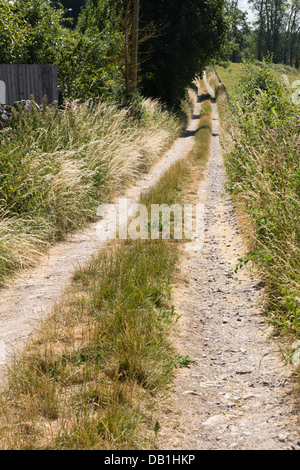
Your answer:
[0,64,58,105]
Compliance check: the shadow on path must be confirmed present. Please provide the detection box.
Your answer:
[181,92,216,138]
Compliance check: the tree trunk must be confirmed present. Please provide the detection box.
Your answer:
[129,0,139,101]
[257,0,265,61]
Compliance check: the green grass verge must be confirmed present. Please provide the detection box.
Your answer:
[215,62,299,98]
[208,63,300,345]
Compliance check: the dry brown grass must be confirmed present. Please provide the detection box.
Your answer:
[0,98,182,282]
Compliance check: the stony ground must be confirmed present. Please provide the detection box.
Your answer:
[158,77,300,450]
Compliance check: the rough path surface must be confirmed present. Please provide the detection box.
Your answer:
[0,92,202,385]
[158,76,300,450]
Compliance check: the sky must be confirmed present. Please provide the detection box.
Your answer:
[238,0,256,24]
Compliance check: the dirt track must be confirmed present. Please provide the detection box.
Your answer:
[0,77,299,450]
[0,86,202,386]
[158,75,300,450]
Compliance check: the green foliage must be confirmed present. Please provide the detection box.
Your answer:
[139,0,227,108]
[0,1,28,63]
[237,59,286,106]
[173,354,197,368]
[0,0,125,102]
[0,0,66,64]
[224,0,251,63]
[0,0,229,106]
[57,28,125,101]
[52,0,87,27]
[71,0,125,101]
[225,62,300,337]
[248,0,300,68]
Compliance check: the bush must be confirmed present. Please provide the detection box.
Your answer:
[0,0,125,103]
[226,62,300,336]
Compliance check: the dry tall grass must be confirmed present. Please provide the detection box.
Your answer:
[0,98,182,281]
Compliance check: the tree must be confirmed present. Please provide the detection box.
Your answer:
[77,0,227,107]
[53,0,87,27]
[225,1,251,62]
[78,0,154,103]
[111,0,141,103]
[283,0,300,67]
[77,0,134,102]
[139,0,227,107]
[72,0,126,101]
[250,0,294,63]
[249,0,300,66]
[0,0,67,64]
[129,0,139,99]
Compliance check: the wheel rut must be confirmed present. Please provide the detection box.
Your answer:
[158,75,300,450]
